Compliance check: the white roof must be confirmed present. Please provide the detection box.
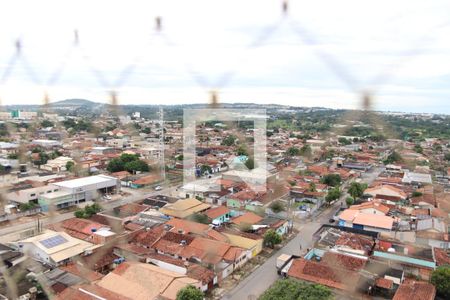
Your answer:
[19,230,94,263]
[402,172,432,184]
[53,175,116,189]
[0,142,18,149]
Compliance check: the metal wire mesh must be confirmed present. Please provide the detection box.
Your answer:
[0,1,448,299]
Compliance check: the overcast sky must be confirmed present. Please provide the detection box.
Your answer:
[0,0,449,113]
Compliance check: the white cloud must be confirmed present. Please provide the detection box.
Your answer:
[0,0,449,113]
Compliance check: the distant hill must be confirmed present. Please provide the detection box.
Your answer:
[49,99,100,106]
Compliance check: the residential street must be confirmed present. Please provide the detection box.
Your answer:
[222,166,383,300]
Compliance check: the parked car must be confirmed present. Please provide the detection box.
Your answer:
[103,194,112,200]
[328,218,335,223]
[154,186,162,191]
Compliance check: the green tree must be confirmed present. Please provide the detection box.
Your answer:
[298,284,333,300]
[7,153,18,159]
[245,158,255,170]
[431,265,450,299]
[66,161,75,172]
[286,147,300,156]
[263,229,282,248]
[33,152,49,169]
[320,174,342,187]
[124,160,150,173]
[176,285,203,300]
[236,145,248,156]
[348,182,367,199]
[412,191,423,197]
[269,201,285,213]
[309,182,317,192]
[384,150,402,164]
[345,196,354,207]
[260,279,332,300]
[40,120,54,128]
[120,153,139,163]
[414,144,423,154]
[221,135,236,146]
[74,210,85,218]
[326,187,341,203]
[338,137,351,145]
[444,153,450,161]
[200,164,212,175]
[189,213,209,224]
[107,158,125,172]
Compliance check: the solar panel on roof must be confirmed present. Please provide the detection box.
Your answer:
[39,235,68,248]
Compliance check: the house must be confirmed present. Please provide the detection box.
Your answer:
[231,212,263,227]
[55,283,127,300]
[365,185,407,201]
[286,258,360,291]
[222,232,263,257]
[16,230,96,266]
[349,202,390,216]
[392,279,436,300]
[204,206,231,225]
[96,261,202,300]
[338,209,395,232]
[160,198,211,219]
[402,172,432,185]
[47,218,116,244]
[41,156,74,173]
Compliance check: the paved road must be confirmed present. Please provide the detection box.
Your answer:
[223,166,383,300]
[0,185,177,238]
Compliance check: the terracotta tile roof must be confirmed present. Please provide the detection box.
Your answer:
[81,250,119,271]
[375,278,393,289]
[131,225,165,247]
[349,202,390,215]
[205,206,230,219]
[287,258,359,291]
[411,194,436,207]
[47,218,108,240]
[166,218,209,235]
[115,243,153,255]
[353,212,395,230]
[60,263,103,282]
[335,232,375,254]
[365,184,407,199]
[393,280,436,300]
[231,212,263,225]
[55,284,131,300]
[152,232,195,256]
[187,264,215,284]
[223,246,244,262]
[181,237,235,264]
[321,252,367,271]
[434,248,450,266]
[114,203,149,217]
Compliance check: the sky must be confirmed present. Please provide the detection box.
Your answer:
[0,0,450,114]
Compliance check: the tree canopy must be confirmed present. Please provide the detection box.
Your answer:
[260,279,333,300]
[263,229,282,248]
[320,174,342,187]
[431,265,450,299]
[176,285,204,300]
[325,187,341,203]
[348,182,367,199]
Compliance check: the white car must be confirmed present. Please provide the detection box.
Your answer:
[154,186,162,191]
[103,194,112,200]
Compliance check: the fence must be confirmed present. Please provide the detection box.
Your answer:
[0,1,448,299]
